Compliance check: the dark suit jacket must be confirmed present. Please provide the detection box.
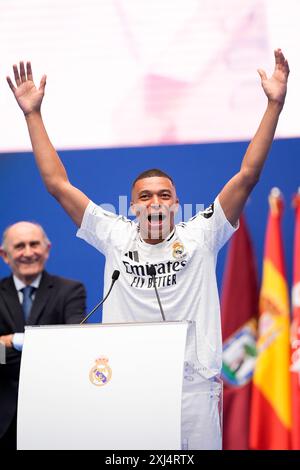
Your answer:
[0,271,86,438]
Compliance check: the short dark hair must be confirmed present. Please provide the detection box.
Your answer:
[132,168,174,189]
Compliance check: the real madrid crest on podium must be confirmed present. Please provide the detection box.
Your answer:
[89,357,112,386]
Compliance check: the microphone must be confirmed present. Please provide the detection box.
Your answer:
[80,270,120,324]
[149,265,166,322]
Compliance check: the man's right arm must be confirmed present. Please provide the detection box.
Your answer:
[7,61,89,227]
[25,110,89,227]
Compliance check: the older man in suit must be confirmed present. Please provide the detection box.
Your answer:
[0,221,86,450]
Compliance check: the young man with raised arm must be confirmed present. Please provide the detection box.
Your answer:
[6,49,289,449]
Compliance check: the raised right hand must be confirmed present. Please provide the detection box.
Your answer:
[7,61,46,116]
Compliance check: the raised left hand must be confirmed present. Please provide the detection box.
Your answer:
[258,48,289,106]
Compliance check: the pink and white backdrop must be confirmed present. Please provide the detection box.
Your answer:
[0,0,299,152]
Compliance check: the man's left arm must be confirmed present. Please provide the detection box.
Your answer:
[0,334,24,352]
[63,281,87,324]
[219,48,289,226]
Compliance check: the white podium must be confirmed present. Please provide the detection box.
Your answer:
[17,321,188,450]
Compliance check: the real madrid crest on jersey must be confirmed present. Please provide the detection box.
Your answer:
[172,241,185,259]
[89,357,112,386]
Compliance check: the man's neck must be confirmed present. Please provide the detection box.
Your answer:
[142,236,165,245]
[13,272,43,288]
[139,227,175,245]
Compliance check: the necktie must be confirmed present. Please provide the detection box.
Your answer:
[21,286,35,321]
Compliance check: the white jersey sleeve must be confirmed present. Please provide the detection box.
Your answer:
[184,196,238,253]
[76,200,134,255]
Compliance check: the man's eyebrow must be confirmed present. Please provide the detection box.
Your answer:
[138,189,152,195]
[13,240,41,248]
[13,241,26,249]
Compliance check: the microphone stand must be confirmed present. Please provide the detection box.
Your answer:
[149,265,166,321]
[80,270,120,324]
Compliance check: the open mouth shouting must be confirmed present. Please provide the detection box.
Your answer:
[147,213,167,227]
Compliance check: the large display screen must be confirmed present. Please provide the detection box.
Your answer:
[0,0,299,151]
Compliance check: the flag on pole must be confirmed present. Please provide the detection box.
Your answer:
[221,214,259,450]
[250,188,291,450]
[291,190,300,450]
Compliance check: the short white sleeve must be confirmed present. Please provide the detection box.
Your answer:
[76,200,135,255]
[185,196,238,253]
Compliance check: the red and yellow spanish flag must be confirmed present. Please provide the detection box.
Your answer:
[249,188,291,450]
[291,190,300,450]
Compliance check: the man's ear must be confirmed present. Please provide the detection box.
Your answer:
[0,247,9,264]
[45,243,51,260]
[130,201,137,216]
